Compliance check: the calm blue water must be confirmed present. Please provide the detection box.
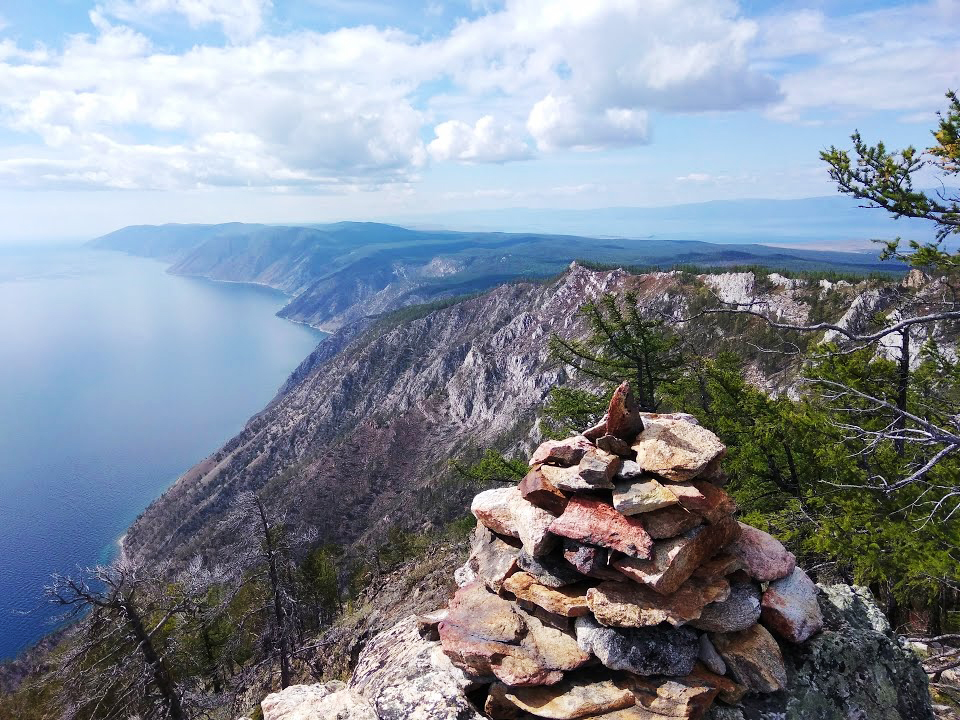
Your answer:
[0,246,324,660]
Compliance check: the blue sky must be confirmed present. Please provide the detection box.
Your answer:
[0,0,957,241]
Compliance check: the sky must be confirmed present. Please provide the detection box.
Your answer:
[0,0,957,241]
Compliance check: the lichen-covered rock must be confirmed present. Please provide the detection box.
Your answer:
[738,584,935,720]
[350,616,486,720]
[639,505,704,540]
[575,615,699,677]
[530,436,594,467]
[261,682,378,720]
[513,495,559,558]
[503,572,591,618]
[562,541,626,582]
[605,381,645,442]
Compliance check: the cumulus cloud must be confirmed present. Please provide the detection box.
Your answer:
[527,95,648,151]
[428,116,531,163]
[759,1,960,121]
[0,0,948,193]
[98,0,272,41]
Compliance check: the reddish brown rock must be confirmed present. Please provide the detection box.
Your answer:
[728,522,796,582]
[612,518,740,595]
[687,664,748,705]
[583,415,609,441]
[628,674,719,719]
[486,671,635,720]
[439,582,585,687]
[503,572,592,617]
[549,496,653,560]
[530,436,595,467]
[597,434,635,458]
[471,486,521,538]
[692,553,740,582]
[711,623,788,693]
[586,575,730,628]
[760,567,824,643]
[639,505,703,540]
[631,418,726,482]
[606,382,645,441]
[669,481,737,524]
[562,541,627,582]
[519,468,568,515]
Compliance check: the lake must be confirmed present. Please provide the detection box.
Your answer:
[0,246,324,660]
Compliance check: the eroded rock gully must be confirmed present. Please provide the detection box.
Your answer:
[260,384,933,720]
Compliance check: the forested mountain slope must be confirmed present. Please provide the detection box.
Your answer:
[90,222,900,331]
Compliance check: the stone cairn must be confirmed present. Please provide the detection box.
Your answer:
[428,382,825,720]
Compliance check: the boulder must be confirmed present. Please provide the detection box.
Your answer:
[513,496,559,557]
[711,624,787,694]
[616,459,646,480]
[612,519,740,595]
[519,468,569,515]
[630,418,726,482]
[562,541,627,582]
[727,523,795,583]
[351,616,486,720]
[583,415,609,441]
[586,575,730,628]
[575,615,699,677]
[518,607,593,676]
[640,506,704,540]
[530,436,594,467]
[549,496,653,559]
[486,672,635,719]
[261,683,378,720]
[760,567,823,643]
[606,382,645,441]
[503,572,592,618]
[690,581,762,633]
[472,487,521,538]
[518,550,584,588]
[612,478,679,516]
[467,524,520,593]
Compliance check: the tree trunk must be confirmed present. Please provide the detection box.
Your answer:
[123,601,186,720]
[895,330,910,455]
[256,498,292,689]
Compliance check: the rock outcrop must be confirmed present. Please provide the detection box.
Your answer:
[261,385,932,720]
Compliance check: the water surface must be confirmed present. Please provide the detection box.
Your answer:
[0,246,324,659]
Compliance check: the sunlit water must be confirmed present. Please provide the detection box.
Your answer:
[0,246,324,660]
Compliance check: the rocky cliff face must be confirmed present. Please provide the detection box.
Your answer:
[124,264,938,570]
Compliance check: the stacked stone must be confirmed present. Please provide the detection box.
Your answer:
[435,382,825,720]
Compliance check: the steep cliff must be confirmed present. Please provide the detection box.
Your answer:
[123,264,913,571]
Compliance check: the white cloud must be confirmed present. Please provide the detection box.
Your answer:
[527,95,648,151]
[759,1,960,121]
[428,116,531,163]
[0,0,951,194]
[676,173,714,183]
[98,0,272,41]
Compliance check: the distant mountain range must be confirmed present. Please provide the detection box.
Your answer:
[393,194,940,248]
[89,211,907,332]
